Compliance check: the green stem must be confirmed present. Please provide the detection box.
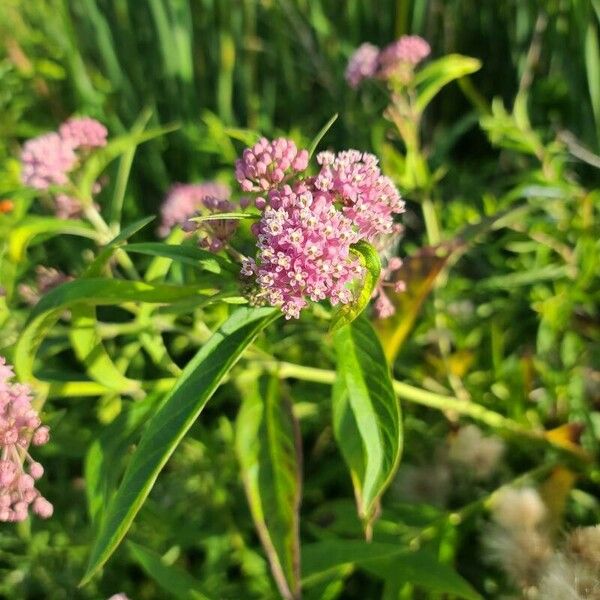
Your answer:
[421,195,441,246]
[268,361,586,457]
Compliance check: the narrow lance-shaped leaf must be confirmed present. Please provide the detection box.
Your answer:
[128,542,212,600]
[308,113,338,157]
[85,392,162,525]
[414,54,482,113]
[80,306,279,585]
[333,316,402,533]
[235,373,302,600]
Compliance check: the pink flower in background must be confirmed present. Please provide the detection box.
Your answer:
[159,182,231,237]
[184,195,239,252]
[372,257,406,319]
[18,266,73,306]
[0,356,52,522]
[378,35,431,77]
[315,150,405,240]
[54,194,84,220]
[345,42,380,88]
[235,137,309,192]
[243,183,364,319]
[20,133,77,190]
[59,117,108,149]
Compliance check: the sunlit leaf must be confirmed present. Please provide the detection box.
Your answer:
[80,307,278,585]
[333,316,402,532]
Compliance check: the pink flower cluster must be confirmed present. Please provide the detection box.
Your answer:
[242,184,364,319]
[345,43,380,89]
[20,133,78,190]
[0,357,52,522]
[158,182,231,238]
[59,117,108,149]
[235,138,309,192]
[315,150,405,241]
[236,139,404,319]
[21,117,108,191]
[345,35,431,87]
[378,35,431,76]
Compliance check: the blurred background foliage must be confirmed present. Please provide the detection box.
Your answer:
[0,0,599,598]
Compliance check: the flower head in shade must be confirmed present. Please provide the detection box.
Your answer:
[372,257,406,319]
[345,42,380,88]
[18,266,73,306]
[59,117,108,149]
[20,133,77,190]
[158,182,231,237]
[242,184,364,319]
[184,195,239,252]
[378,35,431,78]
[0,356,52,522]
[235,137,309,193]
[315,150,405,241]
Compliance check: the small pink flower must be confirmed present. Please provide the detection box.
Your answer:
[372,257,405,319]
[378,35,431,78]
[20,133,77,190]
[185,195,240,252]
[0,356,52,522]
[235,138,308,193]
[244,184,363,319]
[59,117,108,149]
[345,43,380,88]
[159,183,230,237]
[315,150,405,240]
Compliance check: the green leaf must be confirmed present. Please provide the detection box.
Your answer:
[414,54,482,113]
[8,216,97,263]
[85,393,161,524]
[308,113,338,157]
[107,215,157,247]
[302,541,481,600]
[333,316,401,531]
[189,212,257,224]
[80,307,279,585]
[125,242,237,275]
[364,550,482,600]
[330,240,381,333]
[128,542,212,600]
[235,374,302,600]
[109,109,154,227]
[15,278,221,385]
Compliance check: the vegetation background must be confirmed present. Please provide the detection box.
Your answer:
[0,0,598,598]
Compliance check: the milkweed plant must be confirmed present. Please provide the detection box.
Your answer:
[0,33,598,600]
